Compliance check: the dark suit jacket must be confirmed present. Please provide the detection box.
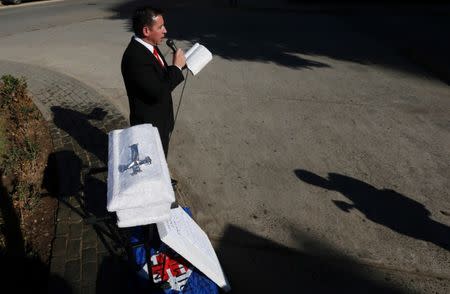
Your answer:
[121,38,184,155]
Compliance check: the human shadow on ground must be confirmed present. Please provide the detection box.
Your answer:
[217,224,405,293]
[51,106,108,164]
[94,217,409,293]
[46,105,125,256]
[108,0,449,80]
[97,255,143,294]
[43,150,129,292]
[0,171,72,293]
[50,106,131,253]
[0,170,25,257]
[95,255,131,294]
[43,150,82,199]
[43,149,124,256]
[294,169,450,251]
[49,106,112,223]
[0,253,73,294]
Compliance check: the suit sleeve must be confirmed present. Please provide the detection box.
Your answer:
[127,60,184,104]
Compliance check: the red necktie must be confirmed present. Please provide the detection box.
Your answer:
[153,47,164,68]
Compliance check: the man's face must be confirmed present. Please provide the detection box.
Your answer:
[143,15,167,45]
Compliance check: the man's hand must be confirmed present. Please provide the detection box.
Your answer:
[173,48,186,69]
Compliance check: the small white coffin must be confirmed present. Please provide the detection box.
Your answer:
[115,203,171,228]
[157,207,231,291]
[107,124,174,227]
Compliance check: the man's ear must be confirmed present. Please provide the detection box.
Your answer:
[142,26,150,37]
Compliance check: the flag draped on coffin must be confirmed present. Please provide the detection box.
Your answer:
[107,124,174,227]
[128,208,222,294]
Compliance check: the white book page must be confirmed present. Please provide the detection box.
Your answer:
[185,43,213,75]
[185,43,200,59]
[157,207,230,291]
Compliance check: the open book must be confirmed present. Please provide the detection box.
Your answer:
[185,43,213,76]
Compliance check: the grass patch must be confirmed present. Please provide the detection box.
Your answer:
[0,74,55,266]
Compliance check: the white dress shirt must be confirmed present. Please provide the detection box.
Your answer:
[134,36,182,71]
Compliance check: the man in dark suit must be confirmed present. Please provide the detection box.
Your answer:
[121,6,186,157]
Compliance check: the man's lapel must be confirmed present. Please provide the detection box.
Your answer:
[132,38,166,73]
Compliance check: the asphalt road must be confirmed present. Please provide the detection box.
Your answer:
[1,0,449,292]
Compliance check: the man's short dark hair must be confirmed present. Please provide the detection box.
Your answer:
[132,6,164,38]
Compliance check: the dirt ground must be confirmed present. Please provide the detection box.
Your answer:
[0,76,57,290]
[21,196,58,264]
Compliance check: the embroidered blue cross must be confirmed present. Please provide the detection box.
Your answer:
[119,144,152,175]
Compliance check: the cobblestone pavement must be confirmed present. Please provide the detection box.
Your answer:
[0,60,134,293]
